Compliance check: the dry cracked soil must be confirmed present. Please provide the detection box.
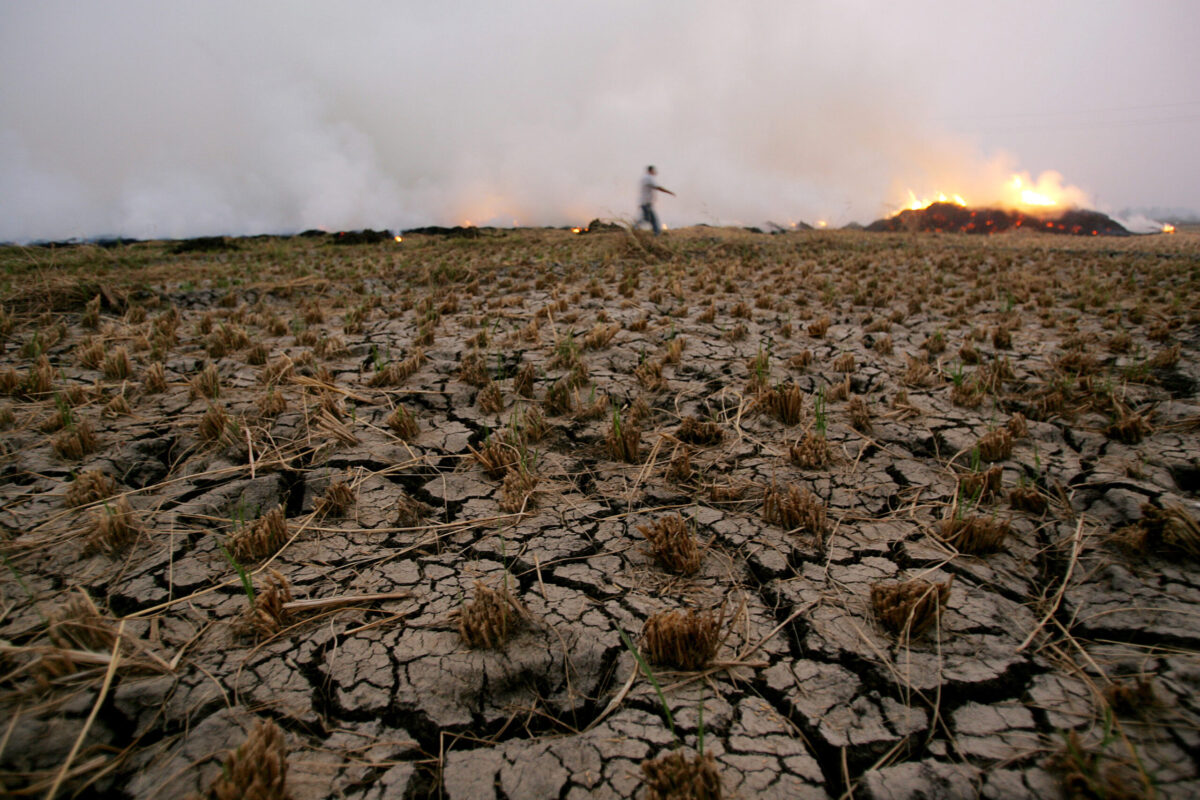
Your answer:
[1,226,1198,799]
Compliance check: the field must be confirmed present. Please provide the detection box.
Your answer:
[0,225,1198,799]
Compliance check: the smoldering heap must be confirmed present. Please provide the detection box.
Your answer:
[866,202,1129,236]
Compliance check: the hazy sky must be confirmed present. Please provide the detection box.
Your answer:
[1,1,1196,240]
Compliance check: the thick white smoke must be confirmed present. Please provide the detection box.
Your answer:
[0,1,1182,241]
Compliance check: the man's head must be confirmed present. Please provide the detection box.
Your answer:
[647,165,656,175]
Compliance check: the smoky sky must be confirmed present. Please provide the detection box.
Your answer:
[1,1,1196,241]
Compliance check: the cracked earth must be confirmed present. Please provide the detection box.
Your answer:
[1,227,1198,798]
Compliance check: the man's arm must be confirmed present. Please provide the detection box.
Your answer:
[655,186,676,197]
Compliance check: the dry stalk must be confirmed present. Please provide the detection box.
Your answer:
[76,338,105,369]
[100,346,131,380]
[256,387,287,417]
[870,577,952,639]
[828,375,851,402]
[708,481,748,503]
[47,590,117,652]
[788,431,831,470]
[458,579,526,649]
[977,428,1013,462]
[666,445,693,484]
[1007,412,1029,438]
[261,355,294,386]
[642,607,722,670]
[228,505,289,562]
[763,481,827,547]
[509,404,549,443]
[52,419,98,460]
[142,361,167,394]
[394,348,426,381]
[190,362,221,400]
[1148,343,1180,369]
[470,439,518,479]
[543,376,574,415]
[367,362,403,387]
[315,408,359,446]
[86,495,141,555]
[1009,484,1049,515]
[1116,503,1200,560]
[64,469,116,507]
[201,719,289,800]
[582,322,621,350]
[847,395,872,433]
[764,383,804,426]
[939,515,1009,555]
[1102,677,1159,718]
[638,513,702,575]
[571,388,607,420]
[789,350,813,369]
[676,416,722,446]
[236,570,293,640]
[807,315,831,337]
[664,336,685,364]
[606,408,641,463]
[0,368,17,396]
[1044,730,1142,800]
[395,493,431,527]
[1104,409,1152,444]
[314,480,355,518]
[635,358,666,392]
[513,362,536,397]
[103,392,132,417]
[386,404,419,439]
[641,749,722,800]
[959,465,1003,502]
[903,355,933,387]
[477,382,504,413]
[499,465,539,513]
[950,378,984,408]
[246,342,269,366]
[458,350,491,387]
[198,404,228,443]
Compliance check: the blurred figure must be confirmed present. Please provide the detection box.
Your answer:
[637,165,675,235]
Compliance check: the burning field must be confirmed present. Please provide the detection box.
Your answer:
[0,224,1198,799]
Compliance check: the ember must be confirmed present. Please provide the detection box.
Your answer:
[866,202,1129,236]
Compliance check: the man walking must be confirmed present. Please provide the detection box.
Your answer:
[638,165,675,236]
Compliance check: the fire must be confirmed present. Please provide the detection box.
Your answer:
[1010,175,1054,207]
[894,171,1083,217]
[571,227,583,234]
[816,220,828,228]
[393,235,403,243]
[1163,223,1176,234]
[899,190,967,214]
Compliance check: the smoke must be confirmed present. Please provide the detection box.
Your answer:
[0,1,1156,241]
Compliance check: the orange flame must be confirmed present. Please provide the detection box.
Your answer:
[393,235,403,243]
[894,171,1084,217]
[1009,175,1055,207]
[571,227,583,234]
[1163,223,1176,234]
